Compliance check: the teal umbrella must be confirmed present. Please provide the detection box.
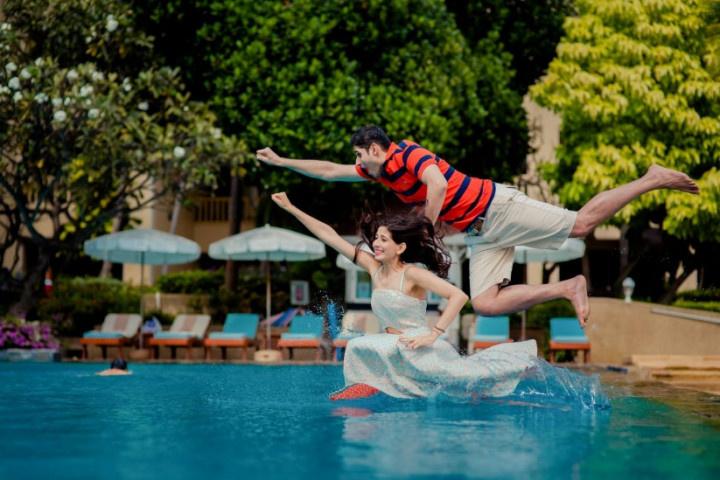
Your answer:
[84,228,201,286]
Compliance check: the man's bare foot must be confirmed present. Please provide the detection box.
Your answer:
[646,165,699,194]
[567,275,590,326]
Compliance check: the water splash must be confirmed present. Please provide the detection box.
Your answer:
[327,301,340,339]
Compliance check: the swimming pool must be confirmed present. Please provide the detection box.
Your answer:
[1,363,719,479]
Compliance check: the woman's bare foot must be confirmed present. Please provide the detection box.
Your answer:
[646,165,699,194]
[567,275,590,326]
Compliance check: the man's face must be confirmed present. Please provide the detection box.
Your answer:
[353,144,385,177]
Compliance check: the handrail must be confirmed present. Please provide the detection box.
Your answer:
[651,306,720,326]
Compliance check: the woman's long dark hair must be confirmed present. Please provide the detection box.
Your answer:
[357,211,451,278]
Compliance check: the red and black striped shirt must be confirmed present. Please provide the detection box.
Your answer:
[355,140,495,232]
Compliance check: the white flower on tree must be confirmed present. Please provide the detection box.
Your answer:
[106,15,119,33]
[51,97,62,107]
[12,91,22,102]
[67,69,79,81]
[173,146,186,159]
[53,110,67,122]
[5,62,17,73]
[88,108,100,119]
[138,101,149,111]
[8,77,20,90]
[20,68,31,80]
[34,93,48,103]
[91,71,105,82]
[79,85,94,97]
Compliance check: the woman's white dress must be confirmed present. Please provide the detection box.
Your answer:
[343,269,538,399]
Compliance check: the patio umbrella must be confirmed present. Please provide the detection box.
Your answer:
[84,229,201,346]
[84,228,201,286]
[208,224,326,350]
[512,238,586,339]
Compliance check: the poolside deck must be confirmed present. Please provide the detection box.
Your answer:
[631,355,720,396]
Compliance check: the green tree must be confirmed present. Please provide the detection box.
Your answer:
[531,0,720,298]
[0,0,247,312]
[135,1,529,198]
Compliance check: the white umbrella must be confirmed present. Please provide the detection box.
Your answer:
[512,238,586,339]
[208,224,326,350]
[84,228,201,286]
[84,229,201,345]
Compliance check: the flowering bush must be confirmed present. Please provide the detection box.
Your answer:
[0,321,59,350]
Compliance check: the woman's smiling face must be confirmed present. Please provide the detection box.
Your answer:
[372,226,405,262]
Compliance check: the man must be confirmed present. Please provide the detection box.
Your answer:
[257,125,698,325]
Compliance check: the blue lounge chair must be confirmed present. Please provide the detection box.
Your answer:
[470,315,513,352]
[549,317,590,363]
[277,314,325,361]
[204,313,259,360]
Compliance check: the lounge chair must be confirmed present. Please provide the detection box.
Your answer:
[149,314,210,360]
[203,313,259,360]
[277,313,324,361]
[261,307,303,328]
[549,317,590,363]
[81,313,142,359]
[469,315,513,353]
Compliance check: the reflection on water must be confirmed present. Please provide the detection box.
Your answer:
[334,397,608,478]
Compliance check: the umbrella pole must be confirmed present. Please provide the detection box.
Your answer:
[140,252,145,318]
[266,261,272,350]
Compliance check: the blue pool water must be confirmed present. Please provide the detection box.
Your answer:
[1,363,719,479]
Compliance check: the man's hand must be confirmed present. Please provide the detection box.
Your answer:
[271,192,293,211]
[256,147,285,167]
[398,332,439,350]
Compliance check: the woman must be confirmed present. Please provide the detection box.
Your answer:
[272,192,537,400]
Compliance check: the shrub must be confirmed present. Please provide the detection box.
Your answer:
[526,299,576,329]
[674,289,720,302]
[37,277,148,336]
[156,269,224,294]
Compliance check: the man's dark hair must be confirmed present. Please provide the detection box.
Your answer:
[110,358,128,370]
[350,125,391,150]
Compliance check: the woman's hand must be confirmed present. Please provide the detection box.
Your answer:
[271,192,293,210]
[385,327,403,335]
[398,332,439,350]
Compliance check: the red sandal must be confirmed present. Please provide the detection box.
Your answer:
[329,383,380,401]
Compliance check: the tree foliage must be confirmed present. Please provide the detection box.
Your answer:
[0,0,247,311]
[137,0,530,190]
[531,0,720,295]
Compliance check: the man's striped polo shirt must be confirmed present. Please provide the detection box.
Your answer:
[355,140,495,232]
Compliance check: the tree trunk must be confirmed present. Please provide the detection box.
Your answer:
[13,247,52,317]
[225,175,243,291]
[659,267,696,304]
[162,196,183,275]
[99,215,124,278]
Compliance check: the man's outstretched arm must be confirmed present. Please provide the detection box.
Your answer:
[256,147,365,182]
[420,165,448,225]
